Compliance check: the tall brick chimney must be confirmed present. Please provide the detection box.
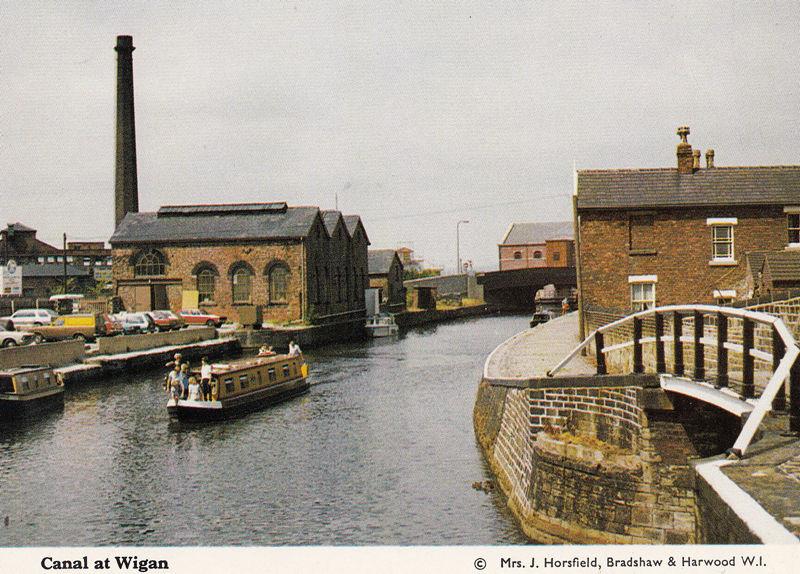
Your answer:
[676,126,693,174]
[114,35,139,227]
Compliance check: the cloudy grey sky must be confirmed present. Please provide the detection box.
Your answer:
[2,2,800,271]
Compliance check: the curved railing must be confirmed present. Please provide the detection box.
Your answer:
[547,304,800,458]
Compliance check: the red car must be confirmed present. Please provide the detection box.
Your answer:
[146,310,186,331]
[179,309,226,327]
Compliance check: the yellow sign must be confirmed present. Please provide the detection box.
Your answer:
[182,290,199,309]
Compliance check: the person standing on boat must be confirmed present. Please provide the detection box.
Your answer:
[165,352,182,369]
[178,363,191,399]
[288,340,302,357]
[170,376,182,402]
[187,376,202,401]
[200,357,212,401]
[164,364,181,394]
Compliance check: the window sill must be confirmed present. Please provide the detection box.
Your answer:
[232,302,254,306]
[786,244,800,250]
[199,301,217,306]
[628,249,657,256]
[267,302,288,306]
[709,259,738,267]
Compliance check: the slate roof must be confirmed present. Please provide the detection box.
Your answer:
[343,215,370,243]
[110,204,321,245]
[321,210,343,236]
[764,251,800,282]
[501,221,574,245]
[368,249,400,275]
[23,264,92,278]
[746,251,769,275]
[576,166,800,210]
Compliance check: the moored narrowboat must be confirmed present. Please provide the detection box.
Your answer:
[167,354,309,421]
[0,365,64,417]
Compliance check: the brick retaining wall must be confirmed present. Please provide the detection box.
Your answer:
[95,327,216,355]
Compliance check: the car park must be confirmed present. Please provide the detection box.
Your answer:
[179,309,226,327]
[0,324,35,347]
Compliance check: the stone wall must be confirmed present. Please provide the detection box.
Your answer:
[95,327,216,355]
[474,376,741,544]
[0,340,85,369]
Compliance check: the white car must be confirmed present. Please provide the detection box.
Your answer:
[2,308,57,327]
[0,324,35,347]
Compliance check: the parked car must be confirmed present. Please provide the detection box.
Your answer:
[529,310,555,328]
[0,324,34,347]
[99,314,124,337]
[1,308,58,328]
[179,309,226,327]
[29,313,119,343]
[146,310,185,332]
[118,312,157,335]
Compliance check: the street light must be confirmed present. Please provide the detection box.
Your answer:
[456,220,469,275]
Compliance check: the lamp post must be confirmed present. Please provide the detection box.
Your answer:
[456,220,469,275]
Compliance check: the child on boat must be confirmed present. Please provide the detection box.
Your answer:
[187,376,202,401]
[200,357,212,401]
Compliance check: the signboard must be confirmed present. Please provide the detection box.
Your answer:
[182,289,199,310]
[0,259,22,296]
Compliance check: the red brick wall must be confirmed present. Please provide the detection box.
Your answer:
[114,241,306,323]
[499,244,547,270]
[578,206,788,318]
[545,239,575,268]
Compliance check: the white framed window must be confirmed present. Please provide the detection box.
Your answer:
[788,213,800,246]
[711,225,734,261]
[629,275,657,311]
[631,283,656,311]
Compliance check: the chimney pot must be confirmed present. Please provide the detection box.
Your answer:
[676,125,693,174]
[706,149,715,168]
[692,149,701,171]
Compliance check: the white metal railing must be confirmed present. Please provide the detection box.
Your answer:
[547,304,800,458]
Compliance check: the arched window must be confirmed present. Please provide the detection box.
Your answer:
[268,263,290,304]
[533,250,543,259]
[196,269,216,303]
[134,249,166,276]
[513,251,522,260]
[230,263,253,304]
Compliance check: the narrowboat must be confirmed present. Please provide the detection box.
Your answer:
[365,313,399,338]
[167,354,309,421]
[0,365,64,417]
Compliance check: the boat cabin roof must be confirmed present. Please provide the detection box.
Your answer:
[0,365,52,377]
[210,354,294,375]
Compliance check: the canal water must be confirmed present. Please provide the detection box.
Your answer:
[1,314,530,545]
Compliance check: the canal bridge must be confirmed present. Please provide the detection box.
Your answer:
[474,306,800,545]
[476,267,576,310]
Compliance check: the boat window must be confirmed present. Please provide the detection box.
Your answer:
[20,377,29,391]
[256,371,263,385]
[0,376,13,393]
[268,368,276,382]
[224,378,234,394]
[239,375,249,389]
[282,364,290,377]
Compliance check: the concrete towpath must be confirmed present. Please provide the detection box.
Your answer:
[484,311,593,380]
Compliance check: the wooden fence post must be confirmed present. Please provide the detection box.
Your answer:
[655,312,666,373]
[693,310,705,380]
[742,318,754,399]
[772,328,786,411]
[633,316,643,374]
[595,331,607,375]
[673,312,684,376]
[716,312,728,388]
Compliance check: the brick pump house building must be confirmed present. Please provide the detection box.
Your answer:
[109,202,370,325]
[575,126,800,338]
[498,221,575,271]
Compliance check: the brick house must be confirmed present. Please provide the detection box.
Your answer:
[109,202,368,324]
[0,223,62,265]
[575,126,800,337]
[368,249,406,312]
[498,222,575,271]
